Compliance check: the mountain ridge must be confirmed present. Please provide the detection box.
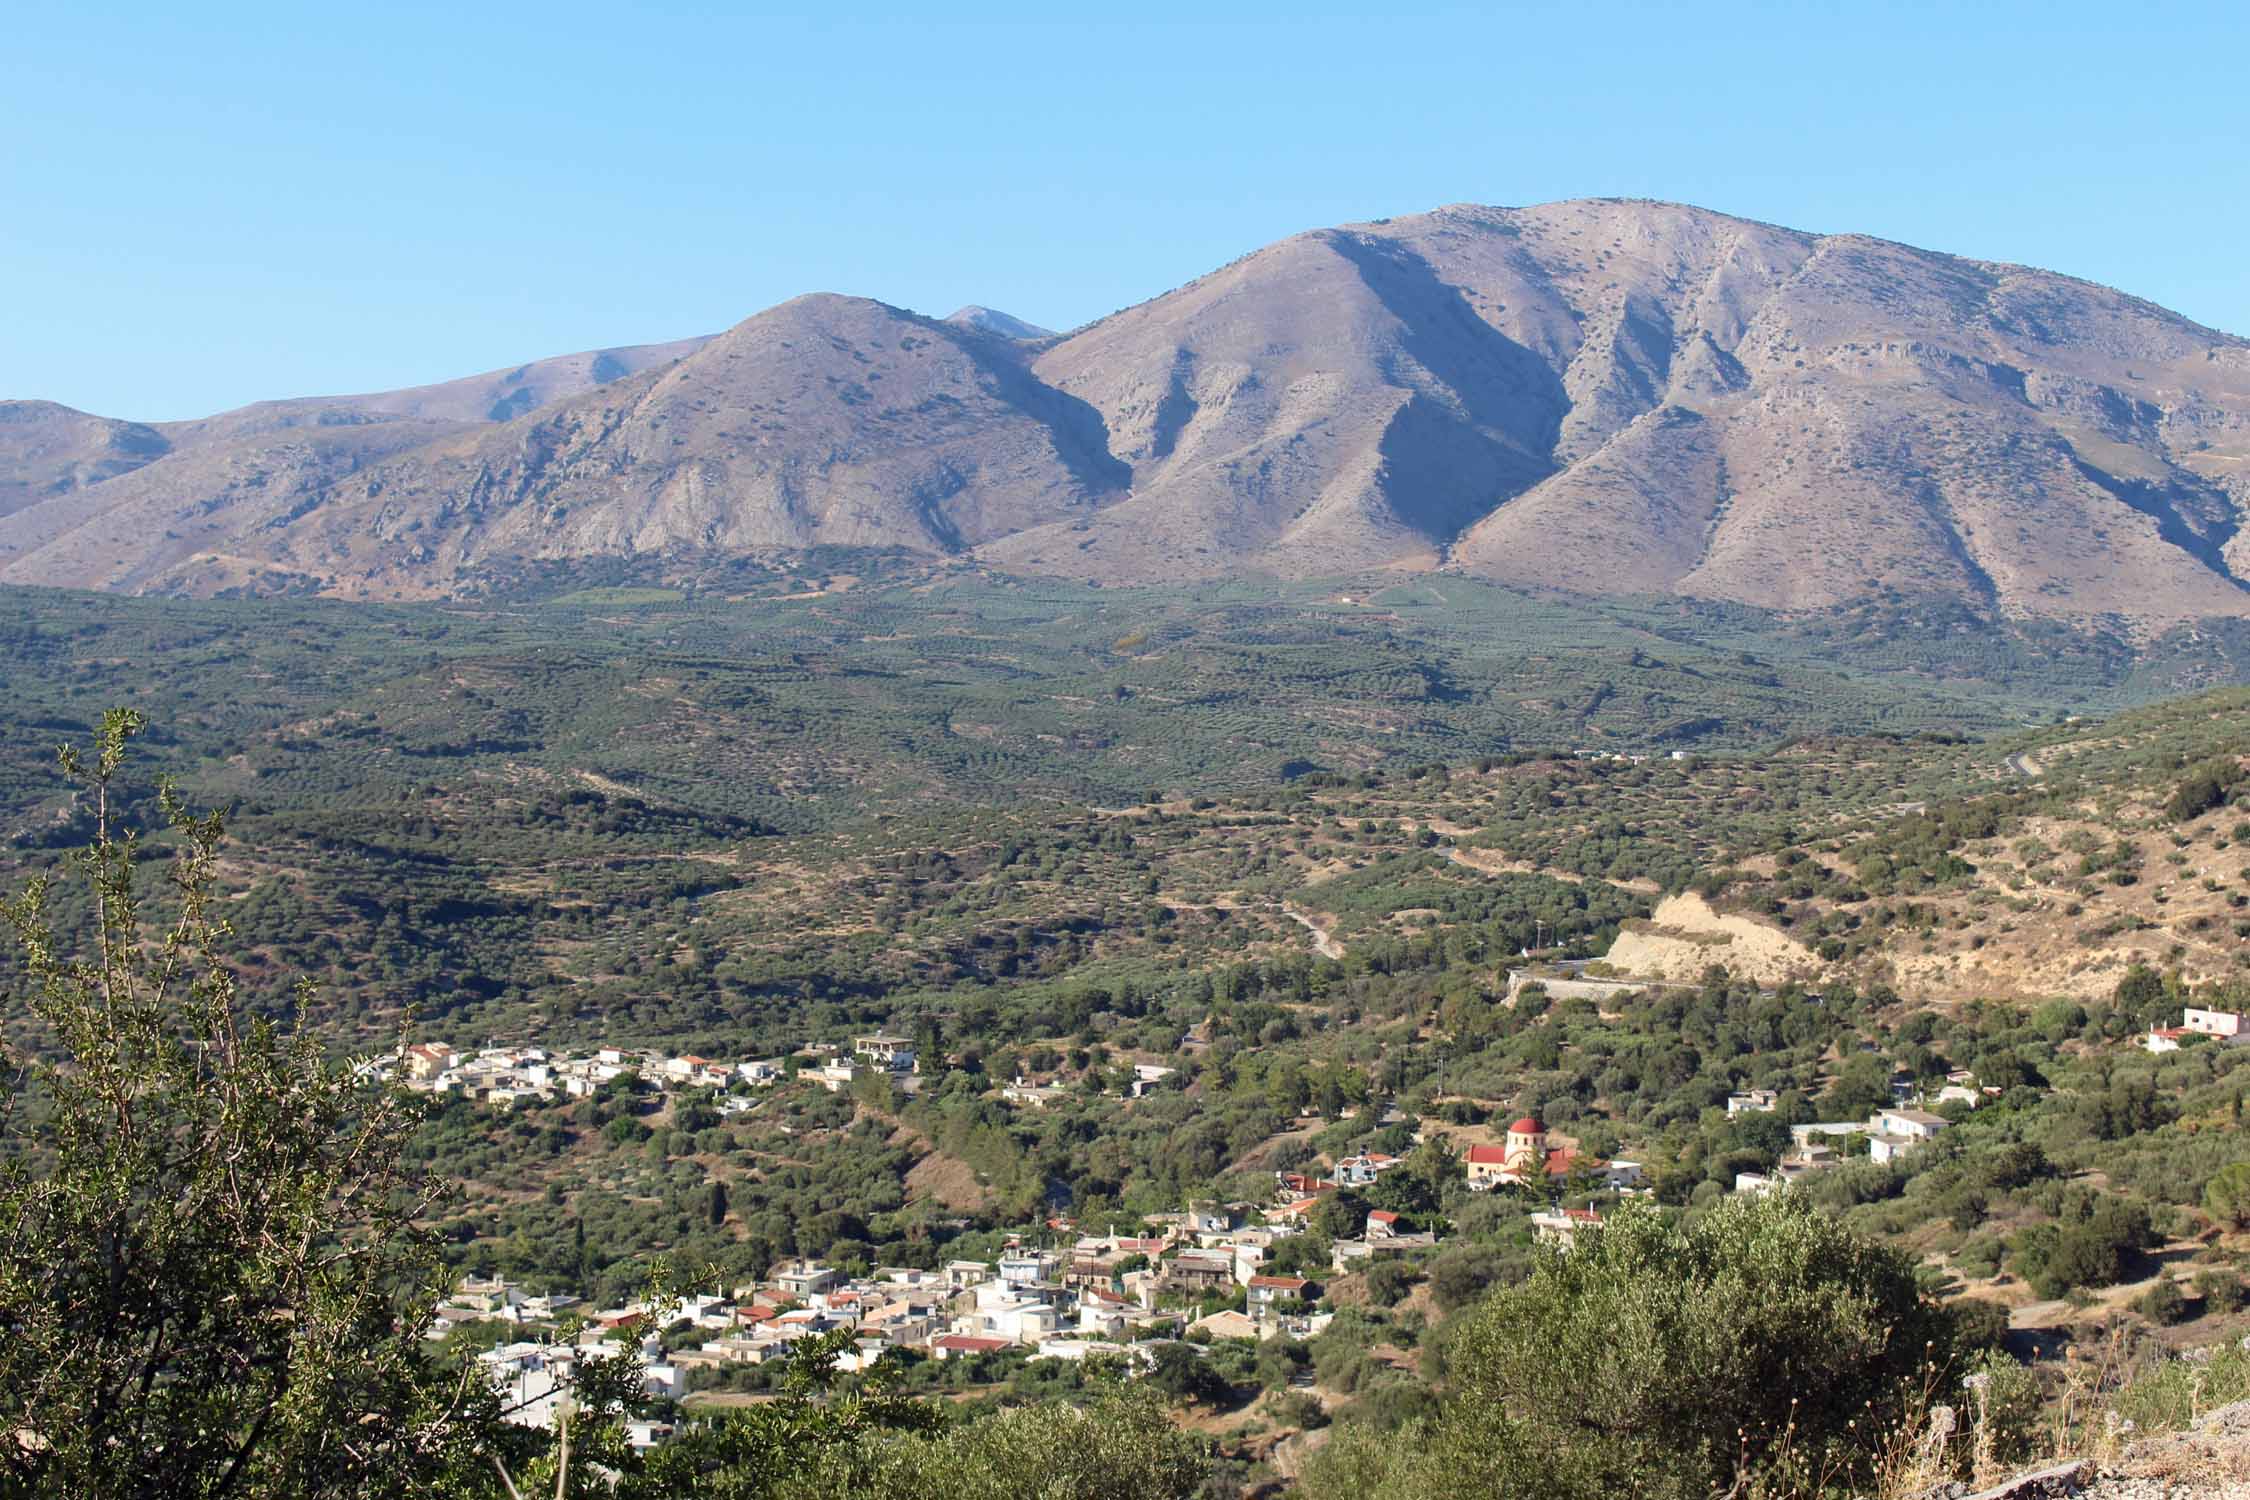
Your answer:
[7,198,2249,620]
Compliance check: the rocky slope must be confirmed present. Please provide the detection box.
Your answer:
[7,200,2249,619]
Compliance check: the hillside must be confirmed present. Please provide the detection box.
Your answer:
[0,563,2238,1045]
[5,200,2249,621]
[8,582,2250,1493]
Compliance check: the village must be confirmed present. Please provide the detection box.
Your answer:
[369,1028,1183,1114]
[369,1030,927,1108]
[452,1113,1583,1449]
[389,966,2191,1456]
[440,1085,2006,1452]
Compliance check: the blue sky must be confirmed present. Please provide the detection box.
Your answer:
[7,1,2246,419]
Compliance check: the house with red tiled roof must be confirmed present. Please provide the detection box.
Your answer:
[1188,1309,1262,1342]
[404,1042,459,1081]
[1465,1117,1614,1191]
[1463,1143,1514,1190]
[1530,1206,1603,1247]
[1274,1171,1337,1198]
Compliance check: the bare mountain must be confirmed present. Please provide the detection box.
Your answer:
[7,200,2250,620]
[0,297,1123,599]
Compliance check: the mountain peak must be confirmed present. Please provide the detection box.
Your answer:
[944,306,1056,341]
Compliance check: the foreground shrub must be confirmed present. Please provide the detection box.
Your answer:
[0,713,496,1499]
[803,1385,1209,1499]
[1300,1191,1953,1500]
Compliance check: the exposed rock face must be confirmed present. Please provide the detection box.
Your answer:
[7,199,2249,620]
[1602,893,1822,986]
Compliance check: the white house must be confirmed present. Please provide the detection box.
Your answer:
[957,1296,1061,1344]
[1078,1297,1132,1338]
[1246,1275,1313,1311]
[1001,1077,1066,1108]
[853,1034,918,1073]
[770,1262,841,1299]
[481,1342,576,1429]
[997,1251,1057,1286]
[1035,1336,1128,1361]
[1334,1152,1401,1187]
[1873,1108,1948,1143]
[1868,1134,1914,1165]
[1231,1243,1270,1284]
[1530,1207,1603,1245]
[943,1259,994,1291]
[1184,1202,1235,1235]
[2151,1012,2250,1052]
[2187,1008,2250,1041]
[1131,1064,1177,1097]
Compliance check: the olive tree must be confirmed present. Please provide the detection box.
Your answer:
[1302,1190,1953,1500]
[801,1384,1207,1500]
[2204,1161,2250,1229]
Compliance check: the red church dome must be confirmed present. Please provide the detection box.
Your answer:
[1507,1116,1544,1135]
